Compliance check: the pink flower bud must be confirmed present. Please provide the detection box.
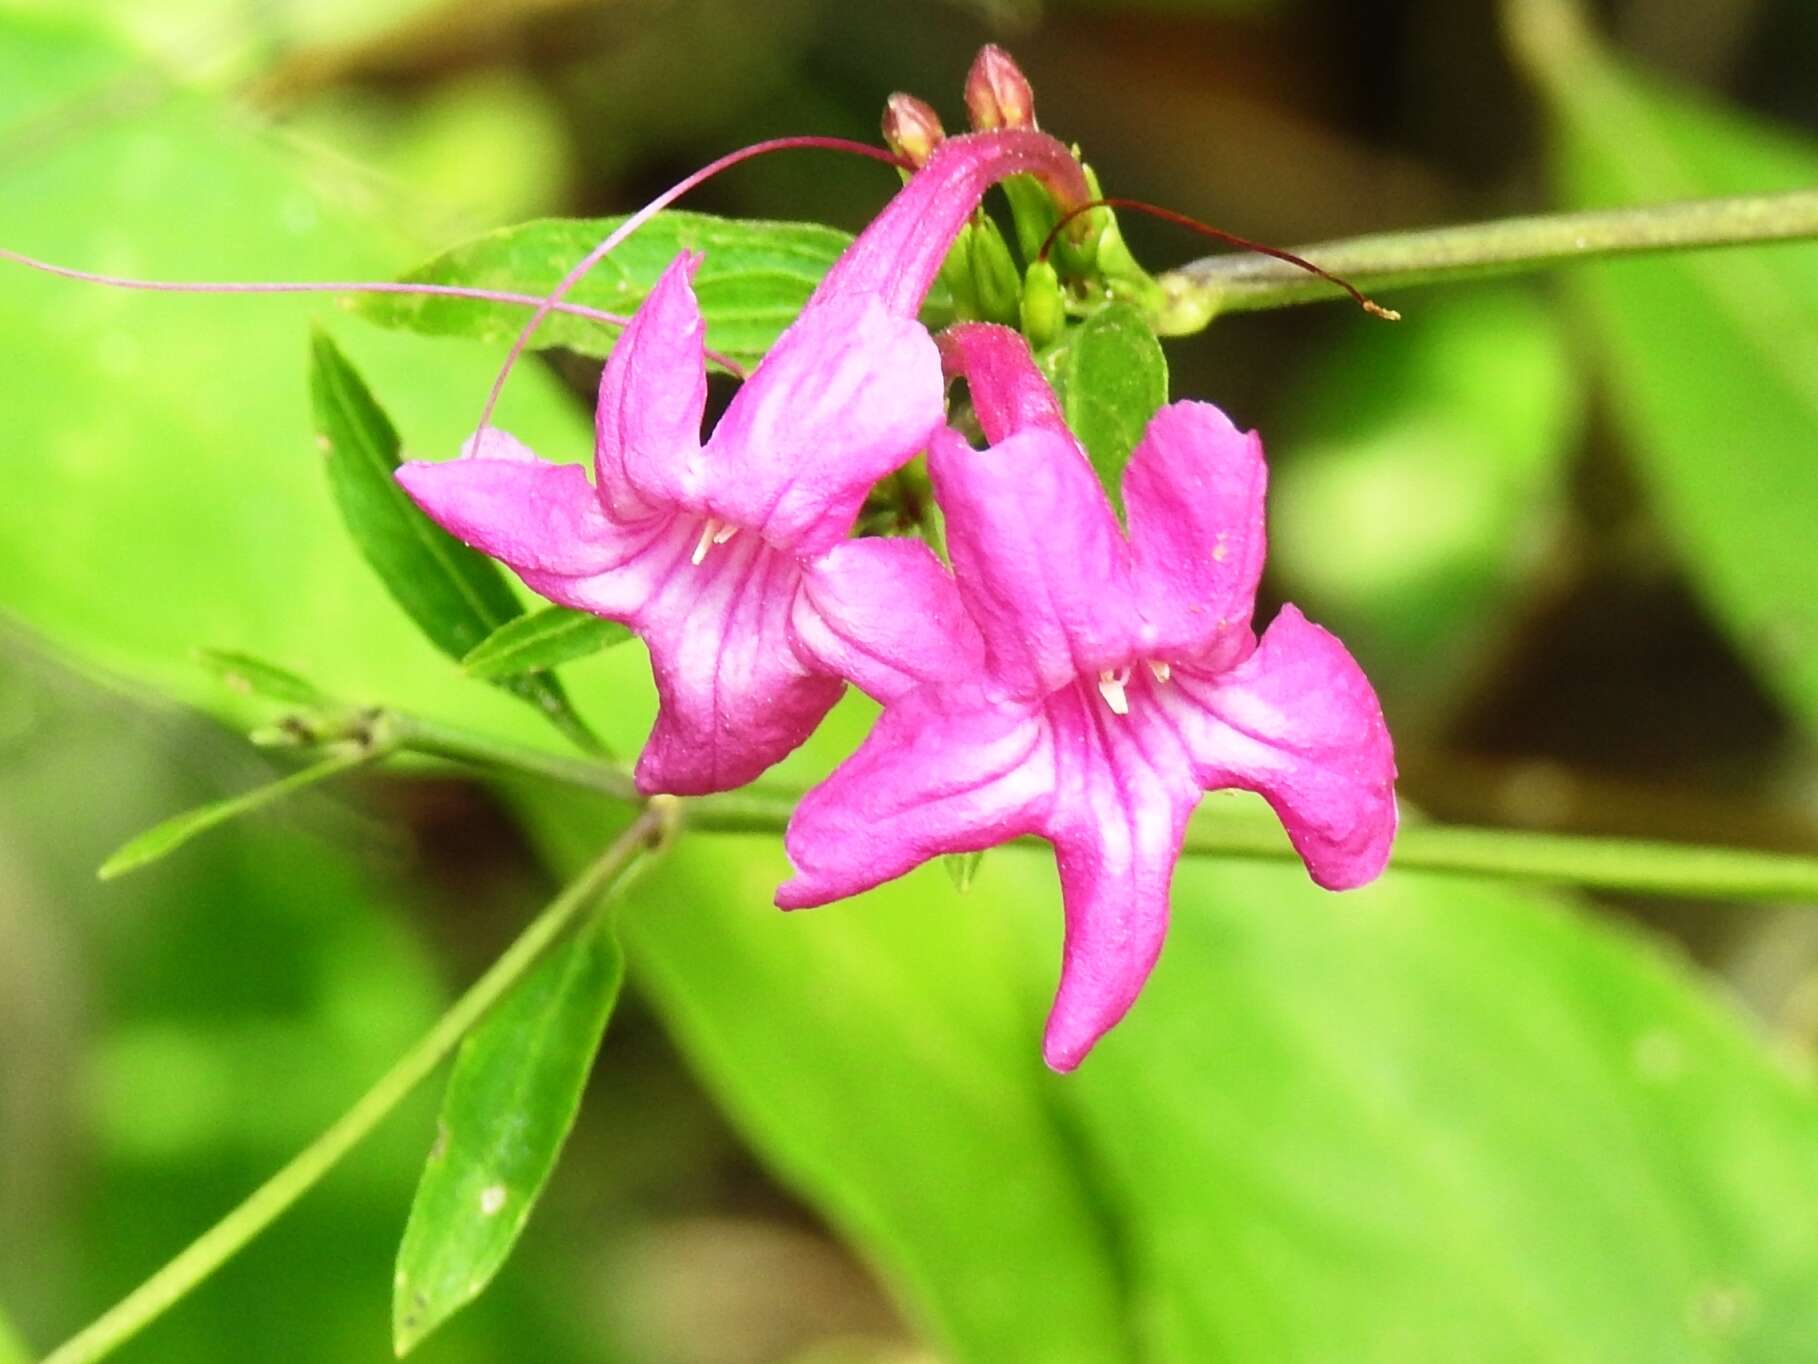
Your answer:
[964,44,1037,131]
[881,92,945,168]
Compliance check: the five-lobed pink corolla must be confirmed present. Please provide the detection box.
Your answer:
[777,323,1398,1071]
[397,129,1091,795]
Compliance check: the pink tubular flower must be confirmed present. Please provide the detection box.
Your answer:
[397,132,1091,795]
[777,323,1397,1071]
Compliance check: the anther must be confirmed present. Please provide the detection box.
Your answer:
[1097,667,1131,715]
[692,517,736,565]
[1148,660,1171,683]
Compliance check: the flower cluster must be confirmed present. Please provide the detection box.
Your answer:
[398,49,1397,1069]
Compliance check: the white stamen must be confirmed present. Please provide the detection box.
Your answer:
[1097,668,1130,715]
[691,517,726,566]
[1148,660,1171,683]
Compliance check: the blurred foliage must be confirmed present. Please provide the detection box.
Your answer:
[1512,0,1818,742]
[4,1,1818,1363]
[1272,288,1581,725]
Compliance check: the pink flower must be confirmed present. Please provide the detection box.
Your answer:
[398,132,1090,795]
[778,324,1397,1071]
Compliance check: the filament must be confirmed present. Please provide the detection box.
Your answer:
[0,246,749,377]
[1038,197,1401,321]
[476,135,910,435]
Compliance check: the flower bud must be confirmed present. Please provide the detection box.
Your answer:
[1019,259,1065,349]
[968,215,1022,326]
[882,92,946,169]
[964,45,1037,131]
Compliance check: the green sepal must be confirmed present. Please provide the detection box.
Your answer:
[968,214,1024,326]
[1020,259,1067,349]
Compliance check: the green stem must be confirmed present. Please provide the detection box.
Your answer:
[1150,189,1818,331]
[393,712,640,802]
[372,708,1818,902]
[682,792,1818,904]
[40,806,669,1364]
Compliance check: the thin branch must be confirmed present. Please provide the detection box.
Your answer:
[40,804,673,1364]
[1151,189,1818,331]
[356,711,1818,903]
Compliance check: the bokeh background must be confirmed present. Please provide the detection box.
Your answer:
[4,0,1818,1360]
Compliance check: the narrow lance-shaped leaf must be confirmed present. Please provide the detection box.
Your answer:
[307,331,600,749]
[463,606,632,682]
[97,747,380,880]
[1058,301,1169,520]
[194,646,332,706]
[394,919,626,1355]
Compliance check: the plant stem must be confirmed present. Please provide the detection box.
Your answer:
[392,712,640,802]
[1150,189,1818,331]
[39,806,670,1364]
[681,792,1818,903]
[367,708,1818,902]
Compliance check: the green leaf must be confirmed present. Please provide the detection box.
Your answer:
[307,331,599,749]
[462,607,632,681]
[0,12,592,743]
[194,647,332,707]
[353,212,855,368]
[97,748,377,880]
[1515,0,1818,735]
[1059,302,1169,519]
[393,920,625,1355]
[308,329,525,663]
[533,736,1818,1362]
[520,765,1135,1364]
[1066,854,1818,1361]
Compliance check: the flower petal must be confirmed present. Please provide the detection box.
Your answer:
[396,449,675,617]
[930,424,1136,698]
[700,295,943,555]
[1037,680,1199,1072]
[1164,603,1398,890]
[594,251,707,520]
[777,686,1051,909]
[792,538,985,703]
[937,322,1068,444]
[635,531,842,796]
[1124,400,1268,668]
[810,129,1092,319]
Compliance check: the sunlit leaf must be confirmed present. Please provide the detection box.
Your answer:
[353,212,855,367]
[394,921,624,1355]
[0,10,593,743]
[1064,854,1818,1360]
[96,748,376,880]
[462,607,631,681]
[535,758,1818,1361]
[0,1306,28,1364]
[1058,302,1169,518]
